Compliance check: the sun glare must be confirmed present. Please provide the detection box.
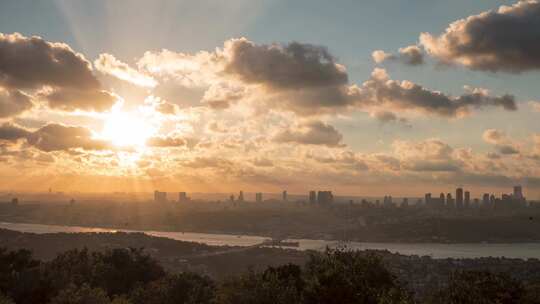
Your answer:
[101,112,154,147]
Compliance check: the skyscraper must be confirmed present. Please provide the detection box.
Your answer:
[282,190,288,202]
[178,192,189,202]
[309,191,317,204]
[424,193,432,205]
[255,192,263,203]
[464,191,470,208]
[317,191,334,205]
[513,185,523,200]
[446,193,454,208]
[238,191,244,202]
[440,193,446,207]
[456,188,464,208]
[154,190,167,203]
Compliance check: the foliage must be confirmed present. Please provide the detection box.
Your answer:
[129,272,215,304]
[49,284,110,304]
[428,270,524,304]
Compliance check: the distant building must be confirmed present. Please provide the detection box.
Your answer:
[229,194,235,202]
[282,190,288,202]
[482,193,490,206]
[154,190,167,203]
[439,193,446,207]
[317,191,334,205]
[255,192,263,203]
[424,193,432,205]
[464,191,470,208]
[309,191,317,204]
[402,198,409,208]
[178,192,189,202]
[446,193,454,208]
[11,198,18,206]
[456,188,464,208]
[238,191,244,202]
[514,185,523,200]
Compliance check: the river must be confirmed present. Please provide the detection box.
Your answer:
[1,222,539,259]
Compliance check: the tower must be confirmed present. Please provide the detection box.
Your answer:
[456,188,464,208]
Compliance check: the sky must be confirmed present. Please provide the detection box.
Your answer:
[0,0,539,198]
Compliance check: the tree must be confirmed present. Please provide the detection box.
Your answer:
[49,284,110,304]
[129,273,215,304]
[216,264,304,304]
[429,270,524,304]
[302,248,413,304]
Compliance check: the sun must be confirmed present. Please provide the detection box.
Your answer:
[101,112,155,147]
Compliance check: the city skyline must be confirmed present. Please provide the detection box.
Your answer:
[0,1,539,197]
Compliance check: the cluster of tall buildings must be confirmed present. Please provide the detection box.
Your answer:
[309,190,334,205]
[424,186,527,209]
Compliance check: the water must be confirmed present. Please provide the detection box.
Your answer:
[1,222,539,259]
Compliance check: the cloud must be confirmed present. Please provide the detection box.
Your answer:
[530,101,540,112]
[273,120,344,147]
[354,68,517,117]
[146,135,186,147]
[482,129,521,155]
[141,38,516,119]
[0,33,117,112]
[94,53,157,87]
[370,111,410,126]
[0,123,31,141]
[26,123,111,152]
[497,145,520,155]
[420,1,540,72]
[40,88,119,112]
[372,45,424,66]
[483,129,506,145]
[0,88,33,118]
[222,38,348,89]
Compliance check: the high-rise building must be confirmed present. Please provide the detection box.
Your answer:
[154,190,167,203]
[317,191,334,205]
[402,198,409,208]
[309,191,317,204]
[513,185,523,200]
[456,188,464,208]
[482,193,490,206]
[439,193,446,207]
[178,192,189,202]
[446,193,454,208]
[238,191,244,202]
[255,192,263,203]
[282,190,288,202]
[464,191,470,208]
[424,193,432,205]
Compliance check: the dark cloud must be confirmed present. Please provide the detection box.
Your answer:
[0,33,117,112]
[355,69,517,117]
[223,38,348,89]
[0,123,31,141]
[0,89,33,118]
[497,145,520,155]
[420,1,540,72]
[273,120,344,147]
[27,123,111,152]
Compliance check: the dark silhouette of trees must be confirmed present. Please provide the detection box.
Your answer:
[428,270,524,304]
[0,246,538,303]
